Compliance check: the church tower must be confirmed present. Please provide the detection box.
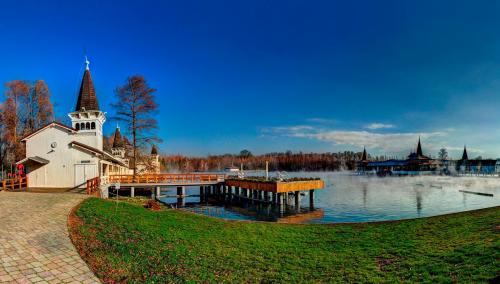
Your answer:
[111,126,129,167]
[150,145,160,174]
[111,126,126,159]
[416,137,423,157]
[68,57,106,150]
[461,145,468,160]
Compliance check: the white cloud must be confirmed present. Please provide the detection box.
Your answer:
[262,125,446,153]
[364,123,395,130]
[306,118,337,124]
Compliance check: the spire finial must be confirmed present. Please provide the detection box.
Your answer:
[85,56,90,70]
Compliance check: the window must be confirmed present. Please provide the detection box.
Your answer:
[86,122,90,130]
[91,122,96,129]
[75,123,80,130]
[80,123,85,130]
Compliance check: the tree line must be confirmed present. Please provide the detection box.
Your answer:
[159,150,394,172]
[0,80,54,167]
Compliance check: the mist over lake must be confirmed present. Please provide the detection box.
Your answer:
[160,172,500,223]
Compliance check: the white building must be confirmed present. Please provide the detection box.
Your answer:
[16,60,130,189]
[136,145,161,174]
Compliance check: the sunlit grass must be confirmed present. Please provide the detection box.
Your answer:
[72,198,499,283]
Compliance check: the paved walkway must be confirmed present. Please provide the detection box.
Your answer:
[0,191,100,283]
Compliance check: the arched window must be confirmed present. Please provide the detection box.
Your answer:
[86,122,90,130]
[80,123,85,130]
[91,122,96,129]
[75,123,80,130]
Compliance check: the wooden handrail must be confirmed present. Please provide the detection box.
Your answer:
[1,176,28,191]
[86,177,101,196]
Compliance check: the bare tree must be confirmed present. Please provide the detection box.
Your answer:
[2,80,30,163]
[111,75,159,176]
[438,148,448,161]
[24,80,54,133]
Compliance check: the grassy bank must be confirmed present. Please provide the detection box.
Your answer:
[71,199,499,283]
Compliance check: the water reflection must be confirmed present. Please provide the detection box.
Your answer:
[415,189,422,216]
[158,172,500,224]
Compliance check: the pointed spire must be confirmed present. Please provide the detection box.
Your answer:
[462,145,468,160]
[361,147,367,161]
[85,56,90,70]
[151,145,158,155]
[75,57,99,111]
[112,126,124,148]
[416,137,423,156]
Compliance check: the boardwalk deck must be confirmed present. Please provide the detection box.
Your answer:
[108,174,225,187]
[98,174,324,210]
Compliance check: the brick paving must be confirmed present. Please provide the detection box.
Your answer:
[0,191,100,283]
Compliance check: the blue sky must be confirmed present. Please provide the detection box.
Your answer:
[1,1,500,158]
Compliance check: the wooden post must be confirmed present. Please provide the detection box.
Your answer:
[309,189,315,209]
[227,185,232,202]
[277,193,283,205]
[177,186,185,196]
[294,191,300,208]
[156,186,161,198]
[131,187,135,197]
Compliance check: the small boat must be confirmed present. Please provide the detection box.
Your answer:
[224,166,240,172]
[414,183,424,187]
[430,185,443,189]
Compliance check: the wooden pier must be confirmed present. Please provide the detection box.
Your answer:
[97,174,324,210]
[224,178,324,209]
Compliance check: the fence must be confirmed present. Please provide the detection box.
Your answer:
[1,176,28,191]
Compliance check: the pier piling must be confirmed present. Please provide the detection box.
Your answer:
[309,189,315,209]
[294,191,300,208]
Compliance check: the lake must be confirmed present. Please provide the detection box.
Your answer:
[158,172,500,223]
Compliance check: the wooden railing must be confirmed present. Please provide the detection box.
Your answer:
[86,177,101,197]
[1,176,28,191]
[109,173,226,184]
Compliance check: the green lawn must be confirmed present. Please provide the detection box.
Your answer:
[72,198,499,283]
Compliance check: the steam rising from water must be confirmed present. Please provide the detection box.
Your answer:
[161,171,500,223]
[301,172,500,223]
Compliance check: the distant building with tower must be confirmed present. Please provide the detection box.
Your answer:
[357,138,440,176]
[456,146,500,175]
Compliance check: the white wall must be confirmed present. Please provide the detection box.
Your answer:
[25,125,99,188]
